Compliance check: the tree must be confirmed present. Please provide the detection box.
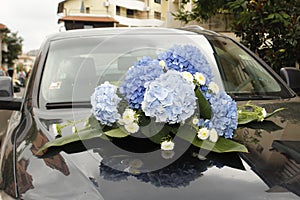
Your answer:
[174,0,232,23]
[2,30,23,68]
[174,0,300,73]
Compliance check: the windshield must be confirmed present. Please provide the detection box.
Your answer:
[39,32,290,108]
[39,33,222,108]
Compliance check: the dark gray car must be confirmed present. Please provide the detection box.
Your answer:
[0,27,299,200]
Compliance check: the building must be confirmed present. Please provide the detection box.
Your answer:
[15,54,35,73]
[0,23,8,71]
[57,0,184,30]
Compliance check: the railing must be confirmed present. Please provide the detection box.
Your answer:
[65,9,113,17]
[116,13,165,21]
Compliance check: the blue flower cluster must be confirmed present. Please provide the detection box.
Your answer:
[208,92,238,138]
[142,70,197,124]
[120,56,164,109]
[158,44,213,83]
[91,82,121,126]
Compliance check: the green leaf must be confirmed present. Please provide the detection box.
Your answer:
[193,137,248,153]
[238,111,261,124]
[88,115,102,129]
[141,123,173,144]
[265,14,275,20]
[238,120,283,132]
[104,128,129,138]
[177,124,248,153]
[195,88,212,119]
[37,128,103,154]
[265,108,286,119]
[37,127,129,154]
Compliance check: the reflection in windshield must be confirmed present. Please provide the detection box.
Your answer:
[208,36,291,99]
[39,34,222,108]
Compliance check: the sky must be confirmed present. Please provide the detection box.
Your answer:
[0,0,63,53]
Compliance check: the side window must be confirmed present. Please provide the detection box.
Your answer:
[211,37,281,95]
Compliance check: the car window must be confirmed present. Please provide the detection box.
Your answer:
[207,36,291,99]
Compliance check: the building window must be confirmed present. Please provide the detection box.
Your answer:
[126,9,134,18]
[84,25,93,29]
[116,6,120,15]
[154,11,161,20]
[86,7,90,13]
[154,0,161,4]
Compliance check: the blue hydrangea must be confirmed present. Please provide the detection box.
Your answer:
[91,82,121,126]
[208,92,238,138]
[120,57,164,109]
[142,70,197,124]
[158,45,213,83]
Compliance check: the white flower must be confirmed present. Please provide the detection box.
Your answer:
[197,154,207,160]
[258,108,267,122]
[122,109,136,124]
[161,150,175,159]
[181,71,194,83]
[262,108,267,118]
[124,122,139,134]
[72,126,77,133]
[192,117,199,125]
[161,140,175,151]
[159,60,166,68]
[197,128,210,140]
[208,82,219,94]
[209,128,219,143]
[52,124,60,136]
[194,72,206,85]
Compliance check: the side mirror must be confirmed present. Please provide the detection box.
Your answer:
[0,77,22,110]
[0,76,14,97]
[280,67,300,95]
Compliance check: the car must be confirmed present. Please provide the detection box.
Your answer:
[0,70,7,76]
[0,26,300,200]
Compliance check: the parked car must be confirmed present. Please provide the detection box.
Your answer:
[0,70,7,76]
[0,27,300,200]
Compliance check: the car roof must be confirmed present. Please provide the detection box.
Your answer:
[45,26,223,42]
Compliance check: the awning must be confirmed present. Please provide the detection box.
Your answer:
[58,16,117,23]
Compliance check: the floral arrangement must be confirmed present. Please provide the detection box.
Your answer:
[37,44,283,155]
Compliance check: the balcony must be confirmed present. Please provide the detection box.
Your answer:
[110,0,148,11]
[114,15,164,27]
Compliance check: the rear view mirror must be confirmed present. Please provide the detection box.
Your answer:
[280,67,300,95]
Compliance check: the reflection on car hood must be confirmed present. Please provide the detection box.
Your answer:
[13,102,300,200]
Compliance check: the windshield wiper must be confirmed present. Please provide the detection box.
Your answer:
[232,95,282,101]
[46,101,91,110]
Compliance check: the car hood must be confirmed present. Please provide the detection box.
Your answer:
[10,98,300,200]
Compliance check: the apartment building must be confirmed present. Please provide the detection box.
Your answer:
[0,23,8,71]
[57,0,183,30]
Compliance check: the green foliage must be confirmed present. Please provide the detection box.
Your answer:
[174,0,300,73]
[2,30,23,67]
[173,0,232,23]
